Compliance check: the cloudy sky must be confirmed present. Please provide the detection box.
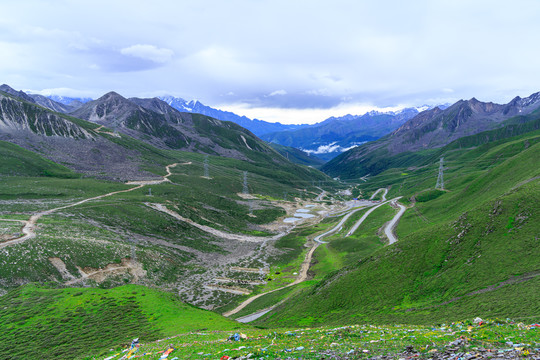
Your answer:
[1,0,539,124]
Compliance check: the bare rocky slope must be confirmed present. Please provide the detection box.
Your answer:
[0,90,157,180]
[71,92,283,162]
[0,86,298,179]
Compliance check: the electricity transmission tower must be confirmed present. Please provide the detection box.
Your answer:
[203,155,209,178]
[242,171,249,194]
[435,157,445,190]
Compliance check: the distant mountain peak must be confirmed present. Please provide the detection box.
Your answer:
[47,95,93,106]
[99,91,127,102]
[323,89,540,178]
[156,95,306,136]
[0,84,36,103]
[159,94,187,104]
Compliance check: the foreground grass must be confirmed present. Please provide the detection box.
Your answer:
[0,284,242,360]
[94,319,540,360]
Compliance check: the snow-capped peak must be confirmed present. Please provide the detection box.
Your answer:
[414,105,430,112]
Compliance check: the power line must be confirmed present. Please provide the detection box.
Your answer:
[435,157,444,190]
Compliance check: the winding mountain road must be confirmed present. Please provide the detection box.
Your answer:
[370,187,388,201]
[346,199,392,237]
[384,197,406,244]
[227,189,406,321]
[0,163,184,249]
[315,206,366,243]
[224,198,374,318]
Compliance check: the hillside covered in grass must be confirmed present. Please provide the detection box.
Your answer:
[0,134,340,310]
[253,129,540,327]
[0,284,242,359]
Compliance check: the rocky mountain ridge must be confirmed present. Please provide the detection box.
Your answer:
[70,92,277,161]
[0,92,92,139]
[322,91,540,177]
[0,90,154,180]
[388,92,540,153]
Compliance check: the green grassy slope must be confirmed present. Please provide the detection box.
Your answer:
[0,141,77,178]
[0,284,242,360]
[0,133,337,309]
[256,131,540,327]
[268,142,325,167]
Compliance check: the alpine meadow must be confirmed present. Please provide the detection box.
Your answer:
[0,1,539,359]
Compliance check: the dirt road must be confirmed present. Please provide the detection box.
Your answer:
[223,201,366,318]
[370,187,388,201]
[147,203,292,242]
[222,238,321,317]
[315,190,326,201]
[0,163,183,249]
[384,197,406,244]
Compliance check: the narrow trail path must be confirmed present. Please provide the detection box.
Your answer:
[0,163,185,249]
[384,197,406,244]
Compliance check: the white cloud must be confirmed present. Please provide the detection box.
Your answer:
[25,87,94,97]
[301,142,363,154]
[218,102,404,125]
[268,89,287,96]
[2,1,540,108]
[306,88,331,96]
[120,44,174,64]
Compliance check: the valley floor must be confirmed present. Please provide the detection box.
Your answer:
[224,188,407,320]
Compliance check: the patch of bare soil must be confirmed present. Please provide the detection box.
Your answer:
[65,258,146,285]
[230,267,269,274]
[204,284,251,295]
[48,257,76,280]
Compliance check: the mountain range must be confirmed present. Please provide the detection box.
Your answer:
[11,86,448,164]
[323,91,540,177]
[261,107,427,161]
[0,85,301,179]
[158,95,307,136]
[14,88,308,138]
